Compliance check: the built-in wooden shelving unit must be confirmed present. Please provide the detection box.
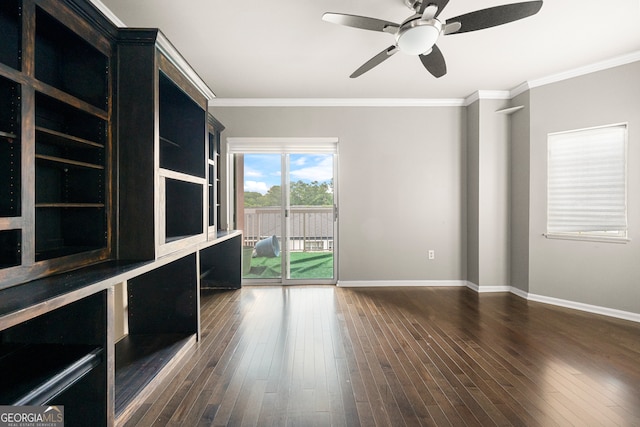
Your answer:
[0,1,241,426]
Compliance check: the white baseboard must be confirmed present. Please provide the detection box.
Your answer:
[508,286,530,300]
[522,292,640,324]
[468,281,640,323]
[337,280,640,323]
[466,282,512,293]
[337,280,468,288]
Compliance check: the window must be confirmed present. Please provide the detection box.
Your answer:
[547,124,628,242]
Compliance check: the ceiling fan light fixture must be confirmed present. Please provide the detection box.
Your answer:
[396,20,442,55]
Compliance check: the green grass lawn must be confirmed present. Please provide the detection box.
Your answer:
[244,251,333,280]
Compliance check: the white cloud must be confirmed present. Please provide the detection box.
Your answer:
[245,167,262,178]
[290,156,333,182]
[244,180,270,194]
[292,157,307,166]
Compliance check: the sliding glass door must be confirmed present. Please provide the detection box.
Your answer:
[240,153,284,280]
[231,139,337,284]
[285,153,335,281]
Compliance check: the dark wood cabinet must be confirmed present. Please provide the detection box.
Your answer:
[0,0,114,289]
[117,29,215,260]
[0,1,241,426]
[1,293,109,425]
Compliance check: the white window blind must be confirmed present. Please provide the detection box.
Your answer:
[227,137,338,154]
[547,124,627,240]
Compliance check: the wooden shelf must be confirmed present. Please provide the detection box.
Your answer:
[159,135,181,148]
[36,203,105,208]
[0,130,17,139]
[36,126,104,148]
[35,246,104,262]
[36,153,104,170]
[115,333,194,417]
[0,259,147,321]
[0,344,102,405]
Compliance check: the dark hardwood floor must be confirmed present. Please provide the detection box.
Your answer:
[122,286,640,426]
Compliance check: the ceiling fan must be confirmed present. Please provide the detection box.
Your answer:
[322,0,543,78]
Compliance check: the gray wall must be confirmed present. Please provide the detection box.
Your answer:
[466,101,480,285]
[467,98,511,288]
[210,106,466,282]
[525,61,640,313]
[510,91,531,293]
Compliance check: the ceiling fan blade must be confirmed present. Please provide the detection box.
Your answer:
[419,44,446,78]
[418,0,450,18]
[420,4,438,20]
[350,45,398,78]
[322,13,399,33]
[445,1,543,34]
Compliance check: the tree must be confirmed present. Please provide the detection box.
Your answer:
[244,181,332,207]
[263,185,282,207]
[290,180,333,206]
[243,192,264,208]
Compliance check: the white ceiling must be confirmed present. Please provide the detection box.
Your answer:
[96,0,640,100]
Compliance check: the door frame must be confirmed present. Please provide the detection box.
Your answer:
[226,137,339,285]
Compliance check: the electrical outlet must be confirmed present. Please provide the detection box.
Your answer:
[428,250,435,260]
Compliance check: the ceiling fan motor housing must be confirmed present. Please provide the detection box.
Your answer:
[396,18,442,55]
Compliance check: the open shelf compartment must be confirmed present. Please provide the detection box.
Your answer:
[0,229,21,268]
[34,91,107,261]
[0,0,21,71]
[165,178,203,243]
[34,6,108,109]
[0,290,108,424]
[159,72,206,178]
[0,75,20,218]
[35,207,106,261]
[0,343,102,405]
[115,254,198,417]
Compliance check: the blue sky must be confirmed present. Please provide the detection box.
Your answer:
[244,154,333,194]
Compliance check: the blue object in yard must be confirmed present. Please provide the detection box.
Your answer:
[255,235,280,258]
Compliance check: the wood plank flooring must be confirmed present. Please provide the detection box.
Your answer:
[122,286,640,426]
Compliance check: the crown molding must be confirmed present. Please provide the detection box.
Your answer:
[463,90,511,106]
[211,51,640,108]
[509,82,530,98]
[155,32,216,100]
[208,98,465,108]
[88,0,126,27]
[527,50,640,91]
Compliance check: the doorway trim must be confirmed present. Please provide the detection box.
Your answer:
[227,137,339,285]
